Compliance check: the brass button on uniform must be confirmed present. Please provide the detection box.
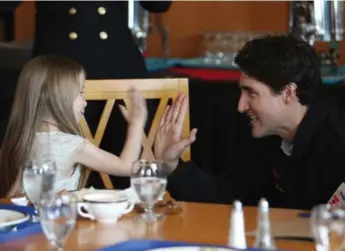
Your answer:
[69,32,78,40]
[98,7,106,15]
[99,31,108,40]
[69,7,77,15]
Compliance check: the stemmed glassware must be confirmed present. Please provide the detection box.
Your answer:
[22,160,57,222]
[39,193,77,251]
[131,159,168,222]
[311,204,345,251]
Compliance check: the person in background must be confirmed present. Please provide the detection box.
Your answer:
[30,1,172,79]
[0,55,147,197]
[0,1,172,189]
[153,35,345,210]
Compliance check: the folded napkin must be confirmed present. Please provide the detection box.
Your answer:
[96,239,265,251]
[0,204,42,243]
[118,187,141,204]
[10,196,29,206]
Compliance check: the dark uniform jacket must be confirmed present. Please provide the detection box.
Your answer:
[32,1,171,79]
[1,1,171,78]
[167,103,345,210]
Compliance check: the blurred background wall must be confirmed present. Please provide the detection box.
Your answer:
[5,1,345,64]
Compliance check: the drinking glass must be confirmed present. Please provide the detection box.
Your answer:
[311,204,345,251]
[22,160,57,222]
[131,159,168,222]
[39,193,77,251]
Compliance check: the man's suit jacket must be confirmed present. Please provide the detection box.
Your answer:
[167,102,345,210]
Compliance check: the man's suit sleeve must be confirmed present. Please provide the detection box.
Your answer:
[167,160,230,204]
[167,154,274,206]
[139,1,172,13]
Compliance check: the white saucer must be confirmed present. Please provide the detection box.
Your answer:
[0,209,30,229]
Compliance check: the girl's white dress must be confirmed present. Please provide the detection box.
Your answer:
[32,131,85,192]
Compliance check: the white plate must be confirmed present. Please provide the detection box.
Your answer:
[0,209,30,229]
[147,247,235,251]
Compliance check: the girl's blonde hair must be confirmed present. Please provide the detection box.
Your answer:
[0,55,89,197]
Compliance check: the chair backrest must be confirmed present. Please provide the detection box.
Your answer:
[80,78,191,189]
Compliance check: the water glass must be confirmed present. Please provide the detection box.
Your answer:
[203,31,227,65]
[131,159,168,222]
[39,193,77,251]
[22,160,57,222]
[311,204,345,251]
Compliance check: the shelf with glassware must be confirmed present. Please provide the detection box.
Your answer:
[146,56,345,85]
[146,29,345,84]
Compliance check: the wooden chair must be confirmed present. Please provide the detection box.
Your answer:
[80,78,191,189]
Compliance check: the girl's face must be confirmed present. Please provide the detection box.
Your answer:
[73,77,87,122]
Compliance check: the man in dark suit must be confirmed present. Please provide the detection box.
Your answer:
[0,1,172,188]
[154,35,345,210]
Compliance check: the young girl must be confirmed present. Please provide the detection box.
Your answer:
[0,55,147,197]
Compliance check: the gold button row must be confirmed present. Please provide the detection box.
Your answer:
[68,6,108,40]
[69,31,109,40]
[69,7,106,15]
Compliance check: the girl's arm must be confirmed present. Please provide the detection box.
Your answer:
[74,88,147,176]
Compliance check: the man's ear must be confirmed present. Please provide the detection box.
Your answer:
[282,83,297,104]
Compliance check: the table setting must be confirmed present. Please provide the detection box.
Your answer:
[0,159,185,249]
[1,158,344,251]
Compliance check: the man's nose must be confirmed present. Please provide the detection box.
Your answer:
[237,93,249,113]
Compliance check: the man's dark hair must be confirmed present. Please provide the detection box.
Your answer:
[234,35,321,105]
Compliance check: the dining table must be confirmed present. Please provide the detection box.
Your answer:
[0,199,315,251]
